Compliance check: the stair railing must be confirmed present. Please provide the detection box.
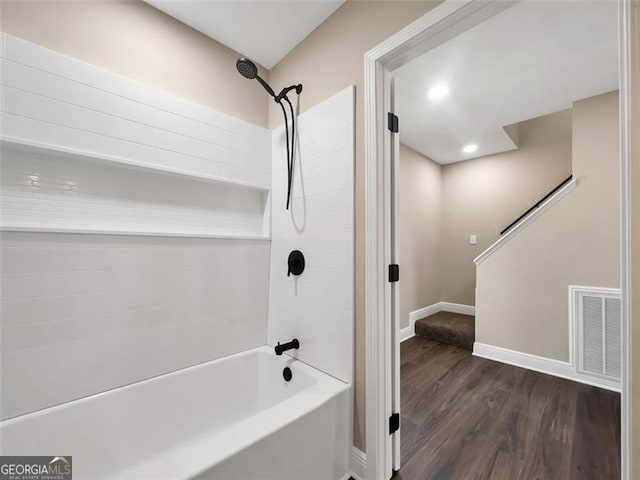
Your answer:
[500,175,574,236]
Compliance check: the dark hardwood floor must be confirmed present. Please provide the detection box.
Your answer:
[396,337,620,480]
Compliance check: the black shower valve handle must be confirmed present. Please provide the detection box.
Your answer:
[287,250,305,277]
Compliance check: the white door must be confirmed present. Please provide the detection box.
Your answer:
[379,63,401,480]
[388,76,402,475]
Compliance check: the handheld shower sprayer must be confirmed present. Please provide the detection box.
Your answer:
[236,58,277,98]
[236,57,302,210]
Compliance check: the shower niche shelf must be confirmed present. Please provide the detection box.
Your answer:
[0,140,271,240]
[0,226,271,241]
[0,137,270,193]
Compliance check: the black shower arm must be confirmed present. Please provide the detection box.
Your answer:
[255,75,277,98]
[275,84,303,103]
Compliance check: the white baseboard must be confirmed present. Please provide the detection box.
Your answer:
[399,326,416,343]
[400,303,438,342]
[440,302,475,316]
[473,342,621,392]
[349,447,366,480]
[400,302,476,342]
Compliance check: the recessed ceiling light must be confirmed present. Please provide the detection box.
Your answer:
[462,144,478,154]
[427,84,449,100]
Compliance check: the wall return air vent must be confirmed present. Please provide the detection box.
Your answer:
[570,286,621,382]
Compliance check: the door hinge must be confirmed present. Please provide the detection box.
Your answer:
[387,112,399,133]
[388,264,399,283]
[389,413,400,434]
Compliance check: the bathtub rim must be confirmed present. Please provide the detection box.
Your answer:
[1,345,351,480]
[0,345,347,428]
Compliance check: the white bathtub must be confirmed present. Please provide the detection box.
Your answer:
[0,346,351,479]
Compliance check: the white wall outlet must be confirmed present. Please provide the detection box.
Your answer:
[470,234,478,245]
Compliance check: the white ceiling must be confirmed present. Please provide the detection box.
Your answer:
[146,0,345,69]
[395,1,619,165]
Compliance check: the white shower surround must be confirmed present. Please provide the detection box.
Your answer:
[0,32,273,419]
[268,86,355,384]
[0,31,355,479]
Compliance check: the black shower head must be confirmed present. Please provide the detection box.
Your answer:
[235,57,301,211]
[236,57,276,98]
[236,58,258,79]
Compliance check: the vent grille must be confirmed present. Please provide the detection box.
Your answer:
[604,297,621,378]
[572,286,621,381]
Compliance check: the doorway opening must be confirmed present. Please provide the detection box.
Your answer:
[363,1,632,479]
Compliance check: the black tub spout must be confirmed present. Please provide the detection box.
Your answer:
[274,338,300,356]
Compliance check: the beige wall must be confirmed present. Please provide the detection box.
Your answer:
[440,111,573,305]
[630,0,639,476]
[268,0,439,451]
[399,144,442,329]
[399,111,571,327]
[476,91,620,362]
[0,1,269,127]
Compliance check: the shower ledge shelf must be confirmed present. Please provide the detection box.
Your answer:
[0,136,271,193]
[0,225,271,241]
[1,136,271,240]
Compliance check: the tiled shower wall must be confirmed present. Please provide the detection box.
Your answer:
[267,86,354,384]
[0,33,271,189]
[0,233,270,419]
[0,34,272,419]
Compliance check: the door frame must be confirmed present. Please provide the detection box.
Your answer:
[362,0,633,478]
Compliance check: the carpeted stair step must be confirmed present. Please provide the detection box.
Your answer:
[414,311,475,350]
